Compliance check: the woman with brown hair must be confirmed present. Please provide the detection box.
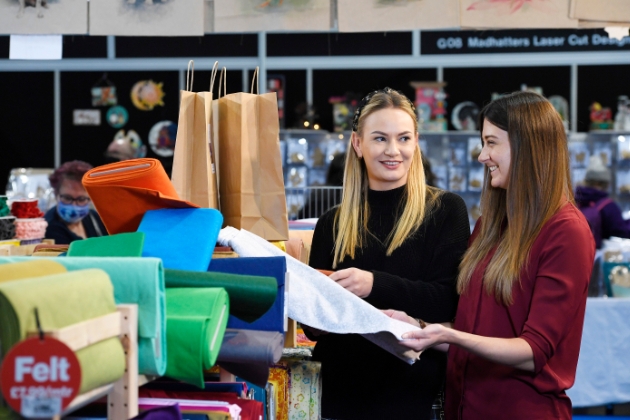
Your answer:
[388,91,595,419]
[307,87,470,419]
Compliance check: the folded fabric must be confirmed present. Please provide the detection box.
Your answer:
[217,329,284,387]
[0,259,66,281]
[138,209,223,271]
[209,257,286,333]
[0,269,125,393]
[67,232,145,257]
[138,399,240,420]
[132,404,183,420]
[164,269,277,323]
[217,227,421,364]
[287,361,321,420]
[0,256,166,377]
[33,244,69,254]
[166,288,229,388]
[82,158,196,234]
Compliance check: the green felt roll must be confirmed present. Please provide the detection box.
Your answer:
[0,256,166,377]
[0,269,126,394]
[67,232,145,257]
[165,288,229,388]
[164,269,277,323]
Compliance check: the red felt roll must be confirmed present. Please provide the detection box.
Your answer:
[10,200,44,219]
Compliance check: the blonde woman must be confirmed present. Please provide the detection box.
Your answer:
[308,88,470,419]
[391,92,594,419]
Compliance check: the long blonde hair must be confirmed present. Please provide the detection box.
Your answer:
[457,91,573,305]
[332,88,441,268]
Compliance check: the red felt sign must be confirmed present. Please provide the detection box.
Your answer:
[0,337,81,418]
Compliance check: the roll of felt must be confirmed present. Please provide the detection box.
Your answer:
[0,216,16,241]
[14,218,47,240]
[131,404,182,420]
[0,257,166,377]
[0,267,126,393]
[138,208,222,271]
[82,158,196,234]
[0,196,9,217]
[10,199,43,219]
[68,232,145,257]
[165,288,229,388]
[217,329,284,387]
[164,269,277,323]
[0,259,66,281]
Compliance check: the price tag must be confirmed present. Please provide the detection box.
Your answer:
[0,337,81,418]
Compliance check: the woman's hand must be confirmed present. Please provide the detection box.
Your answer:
[400,324,449,352]
[382,309,421,328]
[330,268,374,298]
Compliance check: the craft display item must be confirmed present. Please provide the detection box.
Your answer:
[131,80,166,111]
[0,217,16,241]
[0,196,9,217]
[92,74,118,107]
[106,105,129,128]
[10,199,43,219]
[149,121,177,158]
[410,81,447,132]
[14,218,47,240]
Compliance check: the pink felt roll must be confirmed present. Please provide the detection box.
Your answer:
[14,218,48,240]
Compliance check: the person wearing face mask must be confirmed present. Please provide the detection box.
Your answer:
[45,160,107,245]
[306,88,470,419]
[388,92,594,419]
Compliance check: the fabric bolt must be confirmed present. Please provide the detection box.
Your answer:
[14,218,47,239]
[0,217,15,241]
[0,267,126,393]
[33,244,69,253]
[164,269,277,323]
[165,288,229,388]
[68,232,145,257]
[0,196,9,217]
[82,158,196,235]
[10,200,43,219]
[0,259,67,281]
[217,227,422,363]
[132,404,183,420]
[209,257,286,334]
[216,329,284,387]
[268,365,290,420]
[446,204,594,420]
[138,399,240,419]
[138,208,223,271]
[44,207,107,246]
[288,361,321,420]
[0,256,166,377]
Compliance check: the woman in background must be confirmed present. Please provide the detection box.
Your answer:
[45,160,107,244]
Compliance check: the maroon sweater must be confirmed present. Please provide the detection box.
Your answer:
[446,203,595,420]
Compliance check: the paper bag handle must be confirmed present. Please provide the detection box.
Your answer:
[250,67,260,94]
[186,60,194,92]
[209,61,219,93]
[217,67,227,99]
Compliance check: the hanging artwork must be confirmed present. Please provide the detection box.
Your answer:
[130,80,165,111]
[106,105,129,128]
[460,0,578,29]
[0,0,87,35]
[213,0,331,33]
[148,120,177,157]
[338,0,459,32]
[570,0,630,24]
[89,0,204,36]
[92,74,118,107]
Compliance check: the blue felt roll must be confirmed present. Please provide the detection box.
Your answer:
[138,208,223,271]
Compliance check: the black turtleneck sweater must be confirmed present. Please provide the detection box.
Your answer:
[308,186,470,420]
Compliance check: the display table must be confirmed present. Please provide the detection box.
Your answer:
[568,298,630,408]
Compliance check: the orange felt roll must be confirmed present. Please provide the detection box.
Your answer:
[82,158,197,234]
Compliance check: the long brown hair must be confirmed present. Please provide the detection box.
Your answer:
[457,91,572,305]
[332,87,441,268]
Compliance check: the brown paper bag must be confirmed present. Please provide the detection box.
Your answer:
[217,68,289,241]
[171,60,220,209]
[460,0,578,28]
[570,0,630,23]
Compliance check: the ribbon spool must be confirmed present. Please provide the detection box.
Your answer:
[0,196,9,218]
[11,199,44,219]
[14,218,47,240]
[0,216,16,241]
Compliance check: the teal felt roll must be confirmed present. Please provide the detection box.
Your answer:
[0,256,166,377]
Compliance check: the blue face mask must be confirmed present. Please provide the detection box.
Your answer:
[57,202,90,224]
